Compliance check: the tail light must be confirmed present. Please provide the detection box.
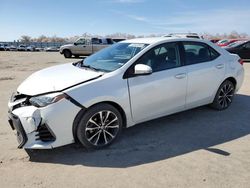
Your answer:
[238,59,244,65]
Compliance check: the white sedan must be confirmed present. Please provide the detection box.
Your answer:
[8,37,244,150]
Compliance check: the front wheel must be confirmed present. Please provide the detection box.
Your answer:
[77,104,123,149]
[63,50,72,58]
[211,80,235,110]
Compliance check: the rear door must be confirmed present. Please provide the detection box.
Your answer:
[182,42,225,108]
[127,42,187,123]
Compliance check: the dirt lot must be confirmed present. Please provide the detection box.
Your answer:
[0,51,249,188]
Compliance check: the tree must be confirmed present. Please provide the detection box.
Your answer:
[20,35,31,43]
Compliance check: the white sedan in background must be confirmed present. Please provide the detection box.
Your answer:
[8,37,244,150]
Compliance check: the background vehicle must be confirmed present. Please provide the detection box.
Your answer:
[216,39,239,47]
[26,45,38,51]
[225,40,250,60]
[9,45,17,51]
[0,43,5,51]
[45,46,60,52]
[164,33,203,39]
[60,37,114,58]
[8,37,244,150]
[210,39,220,43]
[17,45,27,51]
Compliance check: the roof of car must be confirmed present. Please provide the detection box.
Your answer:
[121,37,203,44]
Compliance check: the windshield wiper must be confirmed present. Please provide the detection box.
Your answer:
[80,61,108,72]
[81,64,99,71]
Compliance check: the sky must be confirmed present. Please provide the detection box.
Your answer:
[0,0,250,41]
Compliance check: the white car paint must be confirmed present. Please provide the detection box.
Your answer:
[18,63,103,95]
[8,37,244,149]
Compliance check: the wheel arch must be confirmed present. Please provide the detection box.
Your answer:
[62,48,71,54]
[224,76,237,88]
[72,101,127,143]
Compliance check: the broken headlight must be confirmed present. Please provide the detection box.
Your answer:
[29,92,66,107]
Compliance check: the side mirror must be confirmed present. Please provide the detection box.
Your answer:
[74,42,77,45]
[134,64,152,75]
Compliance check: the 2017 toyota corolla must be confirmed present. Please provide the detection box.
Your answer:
[8,37,244,150]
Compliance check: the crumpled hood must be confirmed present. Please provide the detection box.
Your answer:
[17,63,102,96]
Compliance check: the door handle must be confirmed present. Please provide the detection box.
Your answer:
[215,64,224,69]
[175,73,186,79]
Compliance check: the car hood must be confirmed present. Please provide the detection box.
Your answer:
[17,63,103,96]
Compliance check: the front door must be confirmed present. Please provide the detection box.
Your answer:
[127,42,187,123]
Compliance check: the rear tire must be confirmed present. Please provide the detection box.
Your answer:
[76,104,123,149]
[210,80,235,110]
[63,50,72,58]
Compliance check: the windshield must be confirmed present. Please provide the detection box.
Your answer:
[80,42,148,72]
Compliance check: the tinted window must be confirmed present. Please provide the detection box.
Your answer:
[183,42,220,65]
[209,46,220,60]
[135,42,181,72]
[243,42,250,49]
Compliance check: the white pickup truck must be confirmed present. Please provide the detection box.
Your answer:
[60,37,114,58]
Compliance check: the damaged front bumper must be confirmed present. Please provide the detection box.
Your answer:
[8,92,81,149]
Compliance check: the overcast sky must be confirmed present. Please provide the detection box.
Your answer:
[0,0,250,41]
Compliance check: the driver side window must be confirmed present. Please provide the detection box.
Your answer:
[75,38,86,45]
[136,42,181,72]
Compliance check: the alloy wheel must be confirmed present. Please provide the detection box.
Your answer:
[85,110,120,147]
[218,83,234,108]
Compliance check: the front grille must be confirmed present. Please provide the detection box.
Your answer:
[35,124,56,142]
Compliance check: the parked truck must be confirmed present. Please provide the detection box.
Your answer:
[59,37,114,58]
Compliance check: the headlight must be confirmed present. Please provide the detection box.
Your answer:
[29,92,66,107]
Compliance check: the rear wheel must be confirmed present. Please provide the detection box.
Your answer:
[63,50,72,58]
[77,104,123,149]
[211,80,235,110]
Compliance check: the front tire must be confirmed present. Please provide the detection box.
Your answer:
[63,50,72,58]
[211,80,235,110]
[76,104,123,149]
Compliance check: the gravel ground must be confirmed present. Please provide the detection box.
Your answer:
[0,51,249,188]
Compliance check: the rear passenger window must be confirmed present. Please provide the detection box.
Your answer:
[209,47,220,60]
[183,42,220,65]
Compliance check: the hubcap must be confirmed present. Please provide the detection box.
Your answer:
[218,83,234,108]
[85,110,119,146]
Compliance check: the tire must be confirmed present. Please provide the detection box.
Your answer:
[63,50,72,58]
[210,80,235,110]
[76,104,123,149]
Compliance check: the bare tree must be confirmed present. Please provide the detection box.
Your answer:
[20,35,31,43]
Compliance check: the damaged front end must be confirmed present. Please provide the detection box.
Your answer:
[8,92,81,149]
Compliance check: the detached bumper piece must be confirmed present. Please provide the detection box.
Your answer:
[8,113,28,148]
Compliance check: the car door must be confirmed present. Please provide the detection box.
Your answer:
[127,42,187,123]
[182,42,225,109]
